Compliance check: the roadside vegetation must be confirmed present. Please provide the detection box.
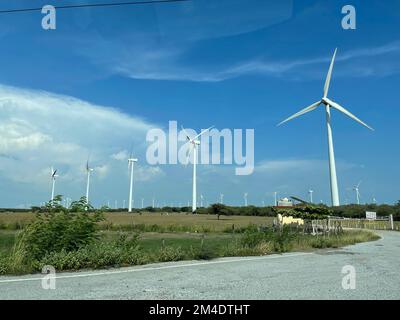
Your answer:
[0,197,380,275]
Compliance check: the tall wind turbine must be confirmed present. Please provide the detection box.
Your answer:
[353,181,362,205]
[278,48,374,206]
[85,160,94,207]
[308,189,314,203]
[220,193,224,205]
[182,125,214,213]
[244,192,248,207]
[128,156,138,213]
[50,167,58,202]
[200,194,204,207]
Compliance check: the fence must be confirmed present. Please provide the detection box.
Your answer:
[329,214,399,231]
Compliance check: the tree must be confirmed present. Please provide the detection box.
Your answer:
[69,196,94,212]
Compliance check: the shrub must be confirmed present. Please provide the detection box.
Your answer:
[155,246,185,262]
[11,211,104,263]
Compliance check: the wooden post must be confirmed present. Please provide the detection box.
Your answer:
[389,215,394,230]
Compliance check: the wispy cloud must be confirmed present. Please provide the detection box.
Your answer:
[86,39,400,82]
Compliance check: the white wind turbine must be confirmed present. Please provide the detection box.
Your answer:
[220,193,224,205]
[244,192,248,207]
[353,181,362,205]
[308,189,314,203]
[278,48,374,206]
[182,125,214,213]
[128,156,138,213]
[200,194,204,207]
[50,167,58,202]
[85,160,94,207]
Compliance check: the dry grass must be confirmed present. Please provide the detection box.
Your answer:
[100,213,273,232]
[0,212,273,232]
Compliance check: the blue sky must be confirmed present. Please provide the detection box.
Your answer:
[0,0,399,208]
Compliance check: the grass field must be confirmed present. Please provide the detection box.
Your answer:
[0,212,274,231]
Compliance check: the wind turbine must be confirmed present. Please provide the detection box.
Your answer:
[273,191,278,206]
[128,156,138,213]
[353,181,362,205]
[85,160,94,208]
[278,48,374,206]
[244,192,248,207]
[200,194,204,207]
[50,167,58,202]
[308,189,314,203]
[182,125,214,213]
[220,193,224,205]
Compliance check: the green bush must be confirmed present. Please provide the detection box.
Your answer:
[155,246,185,262]
[11,211,104,263]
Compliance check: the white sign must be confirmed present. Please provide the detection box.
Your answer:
[366,211,377,220]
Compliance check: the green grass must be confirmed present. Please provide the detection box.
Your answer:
[0,230,19,255]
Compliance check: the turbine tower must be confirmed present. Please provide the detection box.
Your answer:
[244,192,248,207]
[274,191,278,206]
[308,189,314,203]
[182,125,214,213]
[220,193,224,205]
[200,194,204,207]
[128,157,138,213]
[50,167,58,202]
[353,181,362,205]
[278,48,374,206]
[85,160,94,207]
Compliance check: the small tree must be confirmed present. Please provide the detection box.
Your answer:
[70,196,94,212]
[210,204,232,220]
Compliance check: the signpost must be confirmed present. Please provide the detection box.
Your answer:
[366,211,377,220]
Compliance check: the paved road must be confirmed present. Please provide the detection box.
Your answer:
[0,231,399,299]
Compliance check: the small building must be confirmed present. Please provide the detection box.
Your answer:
[277,197,293,207]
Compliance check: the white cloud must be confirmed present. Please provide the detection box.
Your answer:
[0,84,160,187]
[111,150,129,161]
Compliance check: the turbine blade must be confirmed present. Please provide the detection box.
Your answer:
[328,100,374,131]
[277,101,321,126]
[324,48,337,98]
[193,125,214,141]
[185,145,194,166]
[181,126,192,141]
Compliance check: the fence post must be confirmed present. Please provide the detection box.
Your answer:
[389,214,394,230]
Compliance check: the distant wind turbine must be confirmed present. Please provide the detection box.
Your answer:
[220,193,224,205]
[278,48,374,206]
[182,125,214,213]
[353,181,362,205]
[128,156,138,213]
[200,194,204,207]
[85,160,94,208]
[244,192,248,207]
[308,189,314,203]
[50,167,58,202]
